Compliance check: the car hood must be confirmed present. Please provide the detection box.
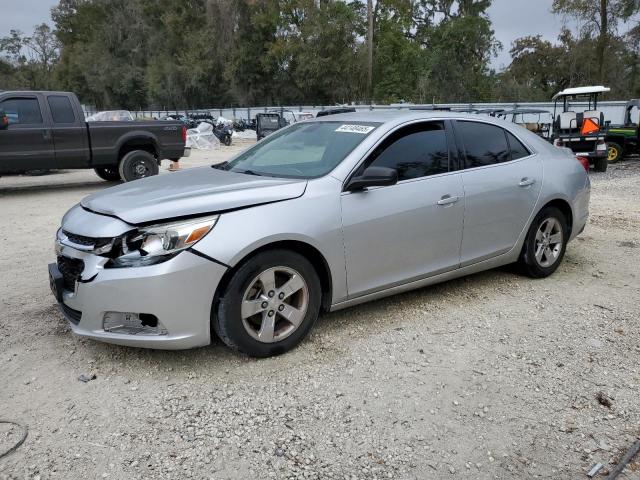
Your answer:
[81,166,308,224]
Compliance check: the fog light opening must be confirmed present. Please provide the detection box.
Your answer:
[103,312,168,336]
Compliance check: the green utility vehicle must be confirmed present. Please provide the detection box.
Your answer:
[604,99,640,163]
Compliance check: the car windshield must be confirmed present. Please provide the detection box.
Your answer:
[215,121,380,179]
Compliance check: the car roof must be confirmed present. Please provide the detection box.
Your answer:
[311,109,494,126]
[552,86,610,100]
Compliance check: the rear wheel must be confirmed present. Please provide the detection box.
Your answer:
[214,250,321,357]
[518,206,568,278]
[607,142,623,163]
[94,166,121,181]
[593,156,608,172]
[118,150,159,182]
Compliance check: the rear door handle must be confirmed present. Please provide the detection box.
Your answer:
[437,195,460,206]
[519,178,536,187]
[42,129,52,140]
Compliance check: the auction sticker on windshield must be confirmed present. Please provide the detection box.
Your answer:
[335,124,376,134]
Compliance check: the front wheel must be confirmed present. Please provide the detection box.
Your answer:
[94,166,121,181]
[223,135,232,146]
[118,150,159,182]
[518,206,568,278]
[607,142,623,163]
[214,250,321,357]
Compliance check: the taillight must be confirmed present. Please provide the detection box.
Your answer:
[554,138,564,147]
[181,125,187,142]
[576,156,590,172]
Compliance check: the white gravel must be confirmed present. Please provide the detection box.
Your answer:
[1,153,639,479]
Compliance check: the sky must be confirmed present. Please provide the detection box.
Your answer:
[0,0,594,72]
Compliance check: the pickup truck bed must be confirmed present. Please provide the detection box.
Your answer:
[0,91,188,181]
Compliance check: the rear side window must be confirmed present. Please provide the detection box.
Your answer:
[457,121,510,167]
[47,96,76,123]
[506,131,530,160]
[362,121,449,181]
[0,97,43,125]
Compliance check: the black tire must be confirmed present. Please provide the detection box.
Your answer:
[518,206,568,278]
[593,156,608,172]
[118,150,159,182]
[214,249,321,357]
[607,142,623,164]
[223,135,232,146]
[94,166,121,181]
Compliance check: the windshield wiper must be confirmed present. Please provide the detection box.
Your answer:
[238,169,262,176]
[212,161,229,171]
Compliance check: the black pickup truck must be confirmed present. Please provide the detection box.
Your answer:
[0,91,189,181]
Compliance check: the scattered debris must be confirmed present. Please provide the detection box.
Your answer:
[596,391,613,408]
[606,438,640,480]
[587,462,604,477]
[78,373,97,383]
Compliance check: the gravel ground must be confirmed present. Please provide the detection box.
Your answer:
[1,150,639,480]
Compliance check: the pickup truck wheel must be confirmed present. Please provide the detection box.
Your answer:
[94,167,121,181]
[118,150,159,182]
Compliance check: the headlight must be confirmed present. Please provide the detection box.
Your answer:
[106,215,219,268]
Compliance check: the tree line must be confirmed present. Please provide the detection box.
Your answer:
[1,0,639,110]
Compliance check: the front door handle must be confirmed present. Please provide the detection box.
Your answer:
[519,178,536,187]
[437,195,460,206]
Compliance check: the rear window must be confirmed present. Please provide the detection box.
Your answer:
[457,121,510,168]
[506,131,530,160]
[47,96,76,123]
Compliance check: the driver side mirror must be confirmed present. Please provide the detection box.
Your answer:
[346,166,398,191]
[0,110,8,130]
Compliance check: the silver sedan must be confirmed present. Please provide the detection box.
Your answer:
[50,111,590,357]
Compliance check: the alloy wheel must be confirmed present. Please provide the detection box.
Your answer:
[241,266,309,343]
[534,218,563,268]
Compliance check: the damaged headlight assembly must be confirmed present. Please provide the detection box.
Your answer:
[105,215,219,268]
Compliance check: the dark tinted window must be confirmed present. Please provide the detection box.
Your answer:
[457,121,510,167]
[0,98,43,125]
[363,122,449,181]
[506,131,530,160]
[48,96,75,123]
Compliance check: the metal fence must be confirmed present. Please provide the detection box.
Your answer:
[82,101,636,124]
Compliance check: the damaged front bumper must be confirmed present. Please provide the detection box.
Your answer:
[50,207,227,350]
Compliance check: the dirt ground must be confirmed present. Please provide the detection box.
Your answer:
[1,146,639,480]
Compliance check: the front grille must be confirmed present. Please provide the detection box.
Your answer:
[62,230,114,252]
[60,303,82,324]
[57,256,84,291]
[62,230,95,246]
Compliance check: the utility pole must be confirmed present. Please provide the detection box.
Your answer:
[598,0,607,84]
[367,0,373,102]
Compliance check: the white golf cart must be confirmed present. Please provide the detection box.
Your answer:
[551,86,610,172]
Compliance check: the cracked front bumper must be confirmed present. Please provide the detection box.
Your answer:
[53,246,227,350]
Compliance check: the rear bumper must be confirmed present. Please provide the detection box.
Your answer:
[53,250,227,350]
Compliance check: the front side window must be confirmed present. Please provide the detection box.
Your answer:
[217,121,379,179]
[358,121,449,181]
[457,121,510,168]
[48,96,76,123]
[0,98,43,125]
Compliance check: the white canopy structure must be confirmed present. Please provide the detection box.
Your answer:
[552,86,611,100]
